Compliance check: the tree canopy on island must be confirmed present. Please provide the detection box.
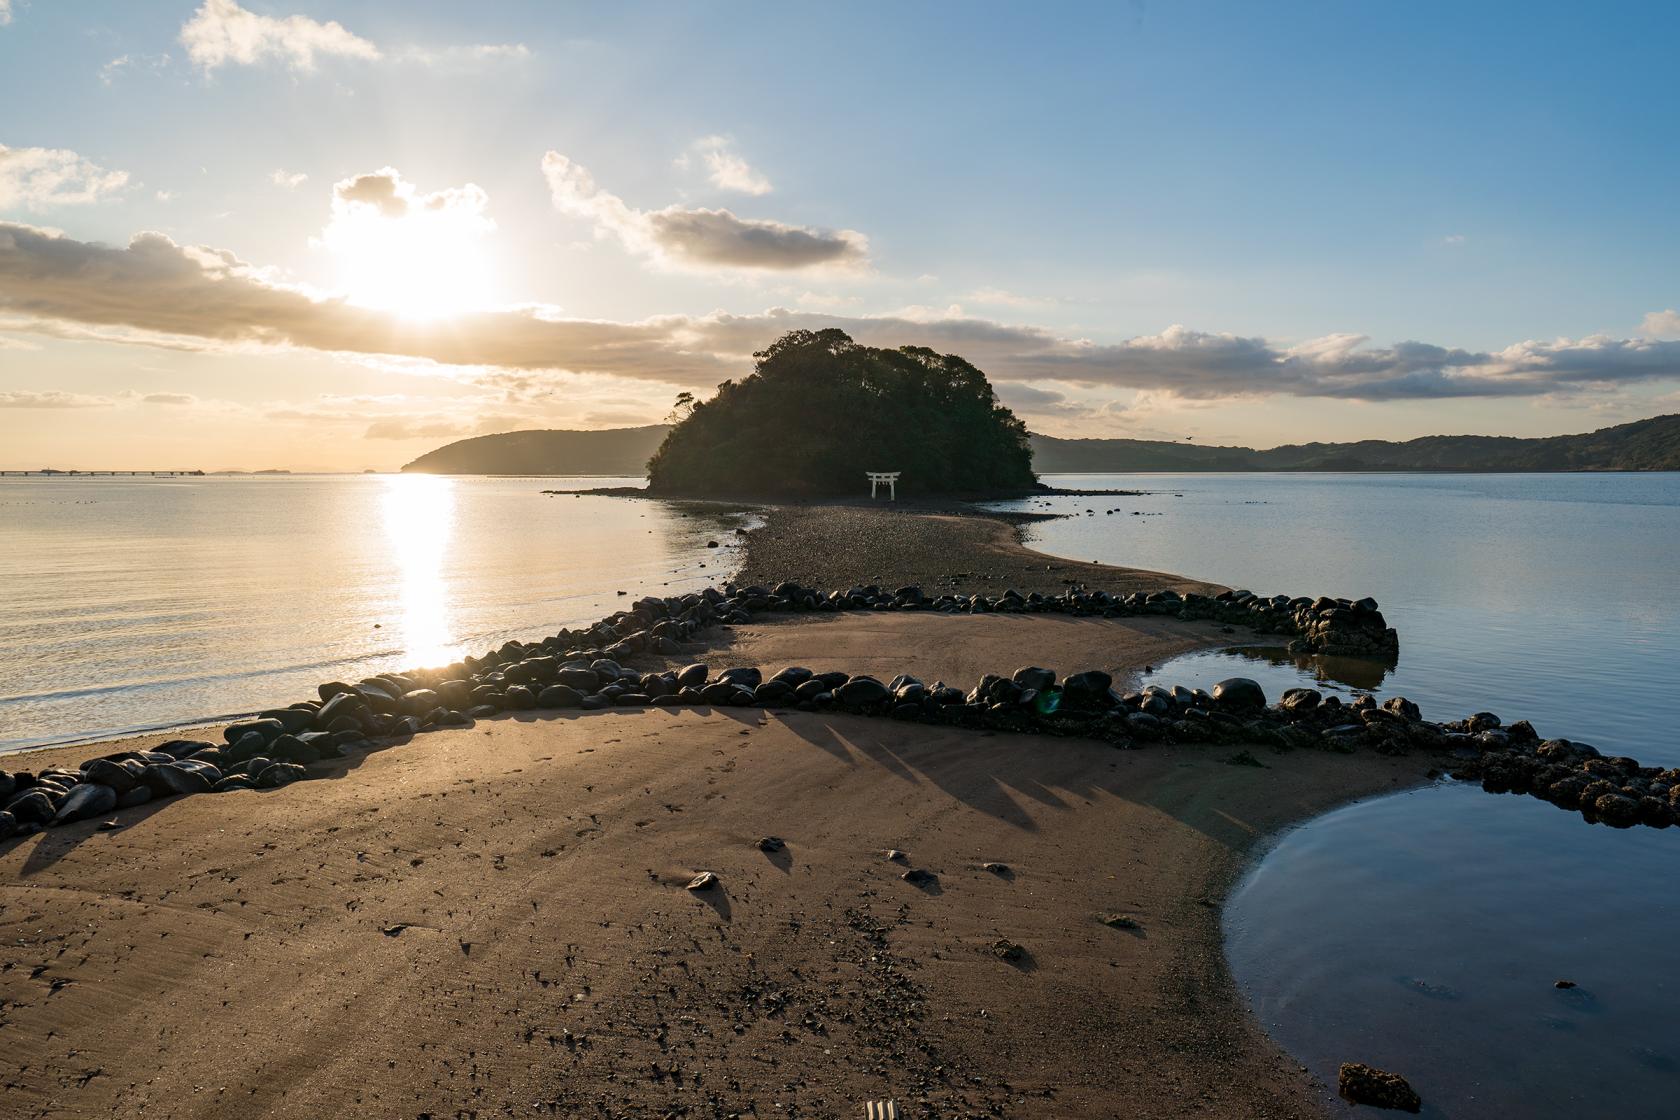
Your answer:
[645,329,1038,496]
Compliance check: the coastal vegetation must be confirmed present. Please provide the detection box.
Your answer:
[404,412,1680,478]
[1032,412,1680,472]
[644,329,1037,496]
[401,425,668,476]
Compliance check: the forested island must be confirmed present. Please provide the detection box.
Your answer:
[404,396,1680,481]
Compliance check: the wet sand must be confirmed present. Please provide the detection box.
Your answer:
[0,609,1430,1119]
[734,503,1224,599]
[0,507,1421,1118]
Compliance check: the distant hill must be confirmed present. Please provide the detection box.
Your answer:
[1031,414,1680,472]
[400,426,670,476]
[405,414,1680,478]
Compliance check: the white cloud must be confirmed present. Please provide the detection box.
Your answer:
[101,52,172,85]
[0,390,115,409]
[5,221,1680,404]
[179,0,526,74]
[1639,309,1680,340]
[964,286,1052,308]
[393,42,531,66]
[688,135,772,196]
[155,189,178,203]
[180,0,381,72]
[0,1,11,27]
[141,392,197,405]
[270,169,308,189]
[1442,233,1466,246]
[0,145,129,211]
[543,151,864,272]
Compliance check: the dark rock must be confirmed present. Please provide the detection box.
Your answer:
[116,786,153,809]
[719,666,763,689]
[1211,677,1266,710]
[256,763,308,789]
[1279,687,1322,712]
[554,668,599,691]
[140,763,213,797]
[991,938,1026,962]
[5,790,54,824]
[214,775,256,793]
[536,684,584,709]
[401,688,441,716]
[83,758,142,793]
[259,707,314,733]
[837,676,891,706]
[0,810,16,840]
[222,719,284,745]
[503,685,536,710]
[676,663,709,688]
[1337,1062,1421,1112]
[756,836,785,852]
[52,783,117,824]
[1011,666,1056,692]
[1061,670,1114,706]
[686,871,719,891]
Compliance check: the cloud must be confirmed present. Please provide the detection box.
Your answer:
[179,0,525,74]
[1640,309,1680,340]
[0,1,11,27]
[0,390,114,409]
[0,145,130,211]
[393,42,531,66]
[688,136,772,195]
[180,0,381,72]
[4,221,1680,404]
[964,287,1052,308]
[141,392,197,405]
[363,415,471,440]
[101,52,172,85]
[327,167,490,226]
[271,169,308,189]
[541,151,866,272]
[1442,233,1466,246]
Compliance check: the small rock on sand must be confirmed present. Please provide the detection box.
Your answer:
[755,836,785,852]
[1101,913,1141,930]
[981,861,1010,875]
[1338,1062,1421,1112]
[686,871,720,891]
[884,848,909,863]
[991,938,1026,962]
[900,868,938,886]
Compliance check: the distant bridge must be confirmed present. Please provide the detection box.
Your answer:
[0,469,206,477]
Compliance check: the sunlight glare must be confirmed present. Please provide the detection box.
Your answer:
[381,474,462,668]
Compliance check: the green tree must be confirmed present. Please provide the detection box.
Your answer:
[646,329,1037,496]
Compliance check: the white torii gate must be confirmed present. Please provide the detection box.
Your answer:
[866,471,900,501]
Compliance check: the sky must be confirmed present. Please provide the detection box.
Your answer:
[1,0,1678,471]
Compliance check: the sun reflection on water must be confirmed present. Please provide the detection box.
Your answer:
[381,474,461,668]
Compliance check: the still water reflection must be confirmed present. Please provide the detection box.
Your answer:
[382,474,459,668]
[0,474,752,751]
[994,473,1680,1118]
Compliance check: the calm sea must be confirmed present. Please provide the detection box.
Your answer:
[0,475,751,752]
[998,472,1680,1119]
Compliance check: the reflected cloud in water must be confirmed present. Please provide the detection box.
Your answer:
[381,474,462,668]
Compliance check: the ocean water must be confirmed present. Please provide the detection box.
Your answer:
[0,475,752,752]
[995,472,1680,1118]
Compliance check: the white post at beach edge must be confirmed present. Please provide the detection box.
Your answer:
[866,471,900,501]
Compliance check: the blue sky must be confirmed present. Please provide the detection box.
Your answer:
[2,0,1677,469]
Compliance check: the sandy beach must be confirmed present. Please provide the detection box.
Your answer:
[0,509,1435,1119]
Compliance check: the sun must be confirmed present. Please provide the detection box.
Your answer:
[322,169,495,320]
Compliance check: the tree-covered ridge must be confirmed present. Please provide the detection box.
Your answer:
[1031,413,1680,472]
[645,329,1037,496]
[401,426,669,475]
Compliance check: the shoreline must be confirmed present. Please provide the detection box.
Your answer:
[0,608,1433,1118]
[1,502,1637,1117]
